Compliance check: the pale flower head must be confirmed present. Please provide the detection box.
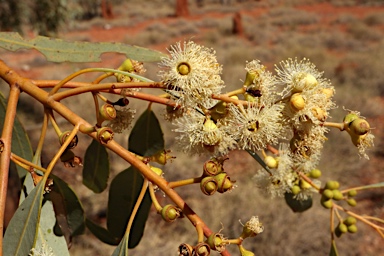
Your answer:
[159,41,224,108]
[244,60,278,105]
[253,144,295,198]
[275,58,326,96]
[226,103,284,152]
[172,110,236,156]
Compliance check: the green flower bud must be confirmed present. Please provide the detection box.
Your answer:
[325,180,340,190]
[348,190,357,197]
[291,185,301,195]
[322,189,334,199]
[338,223,348,233]
[347,224,358,233]
[321,198,333,209]
[309,169,322,178]
[244,71,257,86]
[344,216,357,226]
[299,180,311,190]
[343,113,359,125]
[347,198,357,207]
[332,190,344,201]
[118,59,134,72]
[151,150,175,165]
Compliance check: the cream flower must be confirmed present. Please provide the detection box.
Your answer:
[159,41,224,108]
[226,103,284,152]
[172,110,236,156]
[244,60,277,105]
[253,144,295,198]
[275,58,328,96]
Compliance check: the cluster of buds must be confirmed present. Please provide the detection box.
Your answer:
[335,216,358,237]
[178,242,211,256]
[200,158,235,195]
[320,181,357,209]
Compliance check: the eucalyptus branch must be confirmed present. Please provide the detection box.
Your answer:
[125,178,149,234]
[0,59,230,255]
[0,83,20,250]
[168,176,203,189]
[10,153,47,174]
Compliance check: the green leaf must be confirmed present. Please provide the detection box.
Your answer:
[246,150,272,175]
[128,109,164,157]
[35,201,69,255]
[0,92,33,178]
[284,193,312,213]
[46,175,85,246]
[85,218,119,246]
[3,179,45,256]
[329,240,339,256]
[112,233,129,256]
[0,32,167,63]
[107,167,152,248]
[82,139,109,193]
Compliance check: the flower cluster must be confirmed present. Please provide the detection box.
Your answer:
[156,41,374,201]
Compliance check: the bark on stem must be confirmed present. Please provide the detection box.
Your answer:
[0,82,20,256]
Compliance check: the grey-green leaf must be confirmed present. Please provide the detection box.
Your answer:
[85,218,119,245]
[284,192,312,213]
[107,167,151,248]
[47,175,85,246]
[128,109,164,157]
[3,179,45,256]
[0,32,167,62]
[35,201,69,255]
[82,139,110,193]
[0,92,33,178]
[112,233,129,256]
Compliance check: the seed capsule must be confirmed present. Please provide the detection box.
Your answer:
[200,176,218,195]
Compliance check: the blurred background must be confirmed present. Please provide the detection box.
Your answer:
[1,0,384,255]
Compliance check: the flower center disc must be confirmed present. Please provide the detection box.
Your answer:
[177,62,191,75]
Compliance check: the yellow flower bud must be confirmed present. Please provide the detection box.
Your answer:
[290,93,305,111]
